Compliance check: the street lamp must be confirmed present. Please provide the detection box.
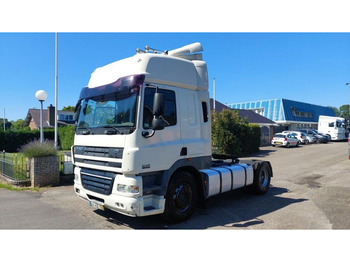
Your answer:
[35,90,48,144]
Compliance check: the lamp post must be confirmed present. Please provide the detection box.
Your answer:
[54,32,58,148]
[346,83,350,160]
[346,83,350,119]
[35,90,48,144]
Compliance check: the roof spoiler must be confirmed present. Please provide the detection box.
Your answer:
[136,42,203,61]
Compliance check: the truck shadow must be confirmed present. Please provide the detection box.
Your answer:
[246,148,276,157]
[95,186,307,229]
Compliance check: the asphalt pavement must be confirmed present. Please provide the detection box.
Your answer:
[1,141,349,229]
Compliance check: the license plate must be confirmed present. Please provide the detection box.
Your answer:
[275,142,282,144]
[89,200,105,211]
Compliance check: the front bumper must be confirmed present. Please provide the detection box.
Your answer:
[74,167,165,217]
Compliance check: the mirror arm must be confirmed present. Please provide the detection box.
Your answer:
[142,130,155,138]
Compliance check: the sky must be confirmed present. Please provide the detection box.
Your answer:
[0,32,349,121]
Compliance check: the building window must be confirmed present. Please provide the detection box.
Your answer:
[58,114,73,121]
[291,107,313,118]
[254,108,264,116]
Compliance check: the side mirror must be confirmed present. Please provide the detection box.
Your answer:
[153,92,165,117]
[142,91,166,138]
[152,92,165,131]
[152,117,165,130]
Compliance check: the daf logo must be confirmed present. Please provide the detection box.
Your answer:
[142,164,150,169]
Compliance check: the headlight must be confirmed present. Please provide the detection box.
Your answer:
[117,184,139,194]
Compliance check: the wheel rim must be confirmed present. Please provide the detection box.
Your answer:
[172,183,192,213]
[259,168,269,189]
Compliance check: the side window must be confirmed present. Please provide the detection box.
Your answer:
[201,102,208,122]
[143,87,177,129]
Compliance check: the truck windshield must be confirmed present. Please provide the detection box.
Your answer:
[75,75,145,135]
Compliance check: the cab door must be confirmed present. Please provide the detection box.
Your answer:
[178,90,203,157]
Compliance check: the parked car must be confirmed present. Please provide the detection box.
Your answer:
[296,129,317,143]
[313,130,331,142]
[271,133,299,148]
[297,129,328,143]
[282,131,308,144]
[311,130,328,143]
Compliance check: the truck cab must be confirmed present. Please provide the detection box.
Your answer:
[72,43,272,222]
[318,115,347,141]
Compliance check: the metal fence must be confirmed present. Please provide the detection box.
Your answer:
[0,151,28,180]
[1,151,73,183]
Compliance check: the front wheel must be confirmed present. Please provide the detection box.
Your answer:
[163,172,198,223]
[252,162,272,195]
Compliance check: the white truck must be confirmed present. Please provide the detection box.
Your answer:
[72,43,273,222]
[318,115,347,141]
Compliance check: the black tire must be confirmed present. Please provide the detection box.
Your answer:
[252,162,272,195]
[162,171,198,223]
[286,143,290,148]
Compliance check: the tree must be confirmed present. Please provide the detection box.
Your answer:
[62,105,75,112]
[0,118,12,130]
[328,106,340,117]
[339,104,350,119]
[10,119,28,130]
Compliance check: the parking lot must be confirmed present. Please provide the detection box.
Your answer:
[0,141,349,229]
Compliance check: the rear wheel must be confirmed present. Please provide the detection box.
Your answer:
[252,162,272,194]
[163,171,198,223]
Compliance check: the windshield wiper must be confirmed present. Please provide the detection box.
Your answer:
[101,125,123,134]
[77,126,94,135]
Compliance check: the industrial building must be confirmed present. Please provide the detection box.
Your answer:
[227,98,335,132]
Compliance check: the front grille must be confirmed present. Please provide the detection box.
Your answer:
[74,146,123,159]
[75,158,122,168]
[73,146,123,169]
[81,168,117,195]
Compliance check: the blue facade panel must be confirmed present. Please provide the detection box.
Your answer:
[228,98,335,123]
[281,99,335,122]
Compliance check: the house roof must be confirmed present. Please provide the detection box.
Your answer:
[25,108,74,128]
[210,99,276,125]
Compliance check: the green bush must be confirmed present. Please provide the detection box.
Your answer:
[0,129,54,152]
[57,126,75,150]
[20,139,58,158]
[211,109,260,156]
[241,124,261,155]
[0,126,76,152]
